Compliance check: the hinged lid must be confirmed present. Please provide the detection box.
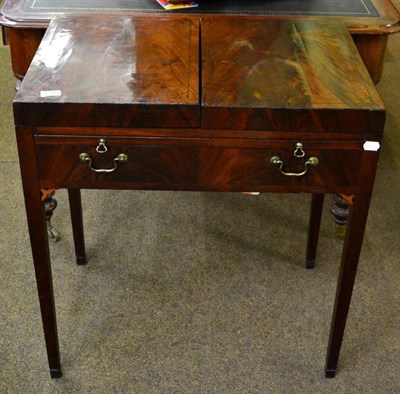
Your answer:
[14,15,200,128]
[201,19,385,133]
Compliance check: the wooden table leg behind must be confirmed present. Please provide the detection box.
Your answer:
[68,189,86,265]
[16,126,62,378]
[305,193,325,269]
[330,194,354,237]
[7,27,45,81]
[353,34,389,85]
[40,188,61,242]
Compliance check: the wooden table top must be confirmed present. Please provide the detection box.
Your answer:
[1,0,399,34]
[14,15,384,134]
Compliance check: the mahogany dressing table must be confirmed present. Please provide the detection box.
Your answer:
[13,14,385,379]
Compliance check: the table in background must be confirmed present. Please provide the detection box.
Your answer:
[1,0,400,83]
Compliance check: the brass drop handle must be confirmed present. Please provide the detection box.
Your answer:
[270,156,319,177]
[79,152,128,173]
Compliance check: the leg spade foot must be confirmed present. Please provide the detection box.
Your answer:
[325,368,336,378]
[50,368,63,378]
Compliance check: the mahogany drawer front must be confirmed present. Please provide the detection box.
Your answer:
[35,136,362,191]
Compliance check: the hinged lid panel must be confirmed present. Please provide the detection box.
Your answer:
[14,15,200,128]
[201,19,385,133]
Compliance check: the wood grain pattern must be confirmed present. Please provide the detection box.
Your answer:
[201,19,385,131]
[34,136,363,193]
[14,15,200,128]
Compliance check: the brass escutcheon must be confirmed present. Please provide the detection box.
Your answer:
[96,138,108,153]
[294,142,305,158]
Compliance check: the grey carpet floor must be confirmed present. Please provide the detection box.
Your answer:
[0,14,399,394]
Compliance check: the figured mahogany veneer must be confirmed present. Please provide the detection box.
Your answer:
[34,136,363,193]
[13,15,385,379]
[14,17,200,128]
[201,19,385,132]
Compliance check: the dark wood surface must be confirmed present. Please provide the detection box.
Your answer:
[33,135,364,192]
[13,15,385,379]
[201,19,384,131]
[67,189,86,265]
[14,17,384,131]
[305,194,325,269]
[14,16,200,128]
[15,125,62,378]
